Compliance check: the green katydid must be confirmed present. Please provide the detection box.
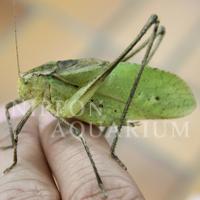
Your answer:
[0,2,196,198]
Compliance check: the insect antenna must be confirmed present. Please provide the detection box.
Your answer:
[13,0,21,77]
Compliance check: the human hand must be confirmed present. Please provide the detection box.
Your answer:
[0,107,144,200]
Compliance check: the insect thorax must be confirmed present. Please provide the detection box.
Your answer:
[18,76,48,102]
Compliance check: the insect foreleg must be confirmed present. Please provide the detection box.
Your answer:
[3,104,38,174]
[122,26,166,62]
[0,99,22,150]
[110,20,161,170]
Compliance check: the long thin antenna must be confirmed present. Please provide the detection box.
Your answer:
[13,0,21,76]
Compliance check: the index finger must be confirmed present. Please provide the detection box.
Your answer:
[38,111,144,200]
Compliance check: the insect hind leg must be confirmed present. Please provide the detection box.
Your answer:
[110,17,165,170]
[122,26,166,62]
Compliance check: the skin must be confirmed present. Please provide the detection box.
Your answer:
[0,107,144,200]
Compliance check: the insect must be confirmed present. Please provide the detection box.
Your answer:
[0,1,196,198]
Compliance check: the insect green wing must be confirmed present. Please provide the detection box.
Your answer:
[56,58,196,120]
[18,58,196,126]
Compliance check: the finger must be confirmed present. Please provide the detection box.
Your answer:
[39,111,144,200]
[0,107,60,200]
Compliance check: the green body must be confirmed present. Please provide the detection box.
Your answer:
[18,58,196,126]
